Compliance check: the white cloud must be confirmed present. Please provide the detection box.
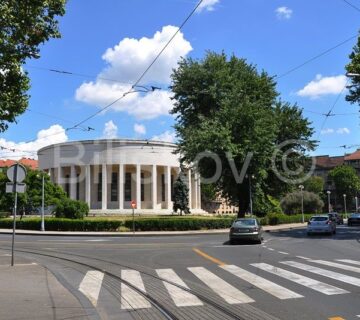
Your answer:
[197,0,219,12]
[151,130,177,143]
[320,128,335,135]
[275,6,293,19]
[336,127,350,134]
[134,123,146,135]
[0,124,68,160]
[297,74,347,99]
[320,127,350,135]
[102,120,118,139]
[75,25,192,120]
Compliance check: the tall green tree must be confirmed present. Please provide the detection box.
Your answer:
[172,172,190,215]
[171,52,315,217]
[303,176,324,195]
[0,0,66,132]
[0,167,67,213]
[328,165,360,205]
[345,33,360,105]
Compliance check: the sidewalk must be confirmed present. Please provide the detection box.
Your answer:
[0,254,90,320]
[0,222,307,237]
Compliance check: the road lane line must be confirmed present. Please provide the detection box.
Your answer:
[121,270,151,310]
[192,248,227,266]
[188,267,254,304]
[156,269,203,307]
[311,260,360,273]
[267,248,275,251]
[251,263,348,295]
[278,251,289,255]
[79,270,104,307]
[221,264,302,300]
[336,259,360,266]
[328,317,345,320]
[281,261,360,287]
[296,256,311,260]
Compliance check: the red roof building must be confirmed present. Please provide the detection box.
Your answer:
[0,158,38,170]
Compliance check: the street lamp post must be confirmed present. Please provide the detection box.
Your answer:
[343,194,347,219]
[355,196,358,213]
[41,174,45,232]
[299,185,304,223]
[327,190,331,213]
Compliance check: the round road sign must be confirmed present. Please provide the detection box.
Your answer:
[131,200,136,209]
[7,164,27,183]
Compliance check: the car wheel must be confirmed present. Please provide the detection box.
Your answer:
[255,238,262,244]
[229,239,235,245]
[307,232,311,236]
[333,229,336,235]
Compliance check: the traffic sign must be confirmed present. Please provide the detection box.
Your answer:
[131,200,136,209]
[7,164,26,183]
[6,183,26,193]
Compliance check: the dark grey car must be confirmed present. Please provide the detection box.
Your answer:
[229,218,263,244]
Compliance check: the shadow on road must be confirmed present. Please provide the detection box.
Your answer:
[268,225,360,242]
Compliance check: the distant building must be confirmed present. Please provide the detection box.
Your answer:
[202,194,238,214]
[313,149,360,210]
[0,158,38,171]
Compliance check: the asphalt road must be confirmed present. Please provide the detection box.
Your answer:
[0,225,359,320]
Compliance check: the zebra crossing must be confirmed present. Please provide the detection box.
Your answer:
[78,258,360,310]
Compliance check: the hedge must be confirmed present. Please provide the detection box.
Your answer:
[0,213,315,232]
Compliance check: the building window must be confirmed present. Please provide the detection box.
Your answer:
[161,174,165,202]
[141,173,144,202]
[125,172,131,201]
[111,172,118,202]
[97,172,102,202]
[65,174,70,197]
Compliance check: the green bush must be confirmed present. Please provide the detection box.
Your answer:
[124,218,234,231]
[280,191,324,215]
[0,218,122,231]
[0,212,10,218]
[54,198,89,219]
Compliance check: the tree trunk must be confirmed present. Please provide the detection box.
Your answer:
[237,183,249,218]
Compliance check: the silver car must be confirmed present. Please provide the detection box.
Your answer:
[307,215,336,236]
[229,218,263,244]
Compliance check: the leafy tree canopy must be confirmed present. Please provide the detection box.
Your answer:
[170,51,315,216]
[328,165,360,200]
[0,0,66,132]
[280,191,324,215]
[303,176,324,195]
[346,33,360,105]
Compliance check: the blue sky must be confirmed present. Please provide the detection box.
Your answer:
[1,0,359,159]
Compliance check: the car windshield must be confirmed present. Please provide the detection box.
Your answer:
[310,216,328,221]
[233,219,256,226]
[350,214,360,218]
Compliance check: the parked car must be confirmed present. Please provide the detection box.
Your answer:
[307,215,336,236]
[229,218,263,244]
[348,213,360,226]
[328,212,344,225]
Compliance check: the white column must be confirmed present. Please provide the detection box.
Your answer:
[56,167,62,186]
[70,165,76,200]
[102,164,107,210]
[194,173,198,209]
[136,164,141,209]
[85,165,91,207]
[197,173,201,209]
[188,169,192,209]
[166,166,172,210]
[152,165,157,210]
[119,164,124,210]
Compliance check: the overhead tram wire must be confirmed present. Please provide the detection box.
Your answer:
[70,0,204,130]
[341,0,360,13]
[275,34,358,80]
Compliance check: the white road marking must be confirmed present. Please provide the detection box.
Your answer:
[278,251,289,255]
[0,254,11,256]
[85,239,110,242]
[251,263,348,295]
[311,260,360,274]
[188,267,254,304]
[0,262,37,267]
[280,261,360,287]
[156,269,203,307]
[221,264,303,300]
[79,270,104,307]
[121,270,151,310]
[336,259,360,266]
[267,248,275,251]
[296,256,311,260]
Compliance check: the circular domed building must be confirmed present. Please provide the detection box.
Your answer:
[38,139,202,214]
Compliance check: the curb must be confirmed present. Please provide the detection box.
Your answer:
[0,223,306,237]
